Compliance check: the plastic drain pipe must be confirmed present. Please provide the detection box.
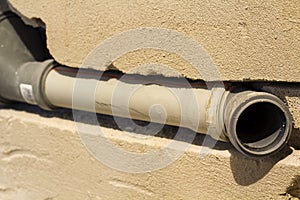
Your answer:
[0,11,293,157]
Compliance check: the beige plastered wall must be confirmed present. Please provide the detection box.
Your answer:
[8,0,300,82]
[1,1,300,199]
[0,106,300,200]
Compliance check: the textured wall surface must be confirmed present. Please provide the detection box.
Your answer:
[0,105,299,200]
[8,0,300,81]
[1,1,300,199]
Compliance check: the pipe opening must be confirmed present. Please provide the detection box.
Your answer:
[236,102,287,152]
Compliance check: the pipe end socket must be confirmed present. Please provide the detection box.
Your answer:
[224,91,292,157]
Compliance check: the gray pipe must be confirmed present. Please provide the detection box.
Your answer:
[44,67,292,157]
[0,11,53,109]
[0,11,293,157]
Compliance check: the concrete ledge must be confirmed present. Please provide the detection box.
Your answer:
[0,104,299,199]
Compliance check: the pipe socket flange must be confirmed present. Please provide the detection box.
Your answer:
[17,59,57,110]
[224,91,292,157]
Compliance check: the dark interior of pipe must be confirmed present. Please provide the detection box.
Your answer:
[236,102,287,150]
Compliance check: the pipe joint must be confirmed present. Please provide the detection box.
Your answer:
[0,11,55,110]
[17,60,57,110]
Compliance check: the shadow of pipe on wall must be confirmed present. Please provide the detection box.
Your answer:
[229,128,299,186]
[229,145,293,186]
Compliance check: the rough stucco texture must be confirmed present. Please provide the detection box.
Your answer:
[0,105,300,200]
[2,1,300,199]
[8,0,300,82]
